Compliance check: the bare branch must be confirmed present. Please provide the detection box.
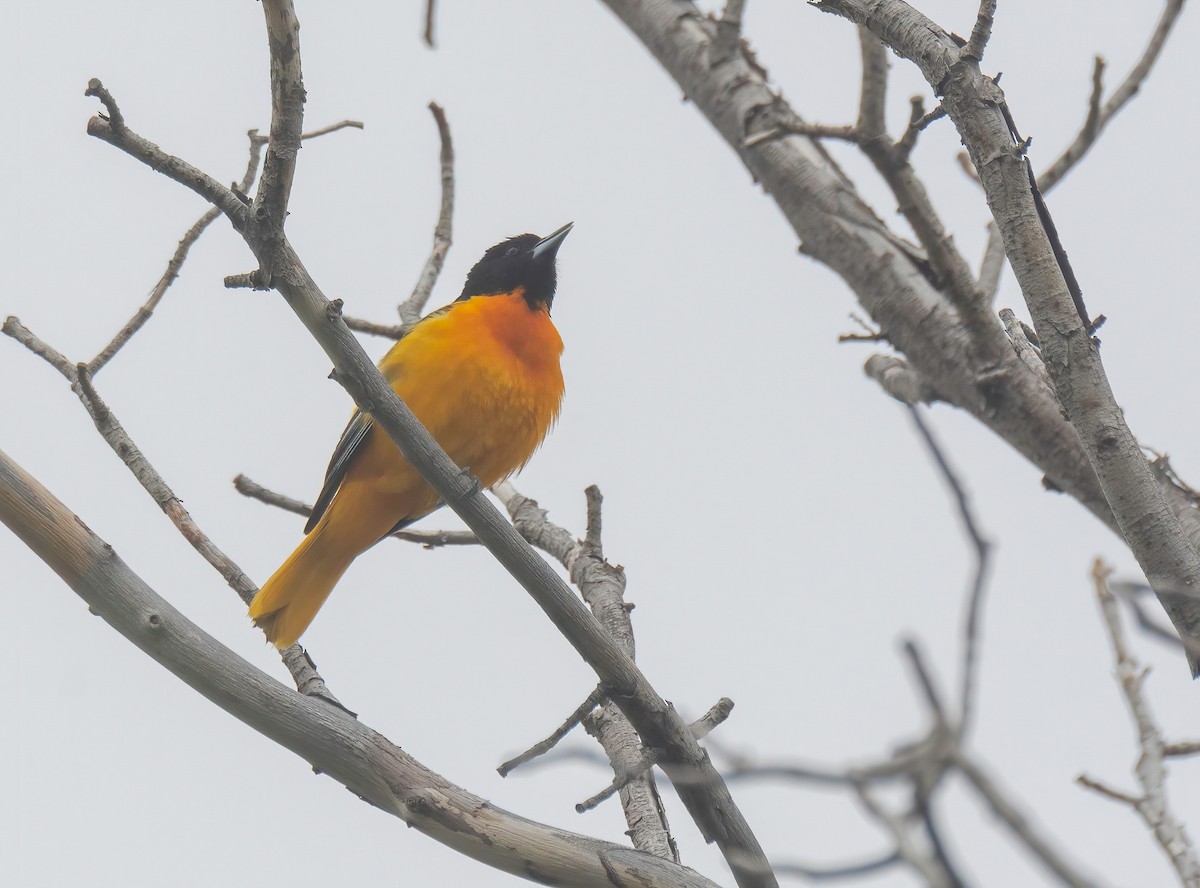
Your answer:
[423,0,437,48]
[2,316,74,377]
[602,0,1158,551]
[499,685,606,777]
[1076,774,1141,806]
[0,449,725,888]
[1039,1,1186,193]
[1166,742,1200,759]
[895,97,947,160]
[301,119,363,140]
[999,308,1054,395]
[907,407,992,738]
[252,0,304,249]
[1083,560,1200,885]
[775,851,900,881]
[89,130,268,375]
[85,81,249,231]
[816,0,1200,675]
[743,122,860,149]
[963,0,998,61]
[855,26,888,139]
[233,474,476,547]
[400,103,455,324]
[343,316,408,338]
[577,700,734,813]
[956,754,1106,888]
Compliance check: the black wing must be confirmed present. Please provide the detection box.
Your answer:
[305,409,374,534]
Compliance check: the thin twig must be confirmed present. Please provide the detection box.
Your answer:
[896,97,947,160]
[907,407,992,738]
[743,122,860,148]
[1165,742,1200,759]
[1110,579,1190,651]
[3,318,341,705]
[1039,0,1186,194]
[853,783,952,887]
[88,119,361,375]
[85,82,249,231]
[423,0,437,48]
[400,103,455,324]
[301,119,363,140]
[956,753,1106,888]
[344,316,408,338]
[775,851,900,881]
[233,474,476,547]
[1075,774,1141,806]
[89,131,269,375]
[499,685,606,776]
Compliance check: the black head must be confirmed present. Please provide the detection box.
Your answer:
[458,222,573,311]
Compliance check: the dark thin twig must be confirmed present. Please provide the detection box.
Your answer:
[400,103,455,324]
[914,788,968,888]
[956,754,1103,888]
[498,685,606,777]
[423,0,437,48]
[1165,741,1200,759]
[907,406,992,738]
[1109,580,1186,650]
[775,851,900,881]
[233,474,477,547]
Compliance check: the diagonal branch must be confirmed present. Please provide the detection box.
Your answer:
[0,448,725,888]
[83,3,777,883]
[596,0,1195,581]
[2,318,339,704]
[814,0,1200,675]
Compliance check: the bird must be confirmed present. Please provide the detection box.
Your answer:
[248,223,573,648]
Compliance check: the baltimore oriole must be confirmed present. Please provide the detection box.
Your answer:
[248,223,572,647]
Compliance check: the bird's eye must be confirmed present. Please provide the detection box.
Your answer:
[505,246,519,257]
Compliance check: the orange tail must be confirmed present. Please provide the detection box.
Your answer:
[249,522,354,649]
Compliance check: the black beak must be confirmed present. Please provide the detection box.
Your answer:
[530,222,573,261]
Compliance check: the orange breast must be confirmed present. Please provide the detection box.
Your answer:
[374,289,565,503]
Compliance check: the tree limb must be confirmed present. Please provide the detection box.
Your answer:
[814,0,1200,674]
[0,448,724,888]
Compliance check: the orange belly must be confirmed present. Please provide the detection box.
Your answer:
[322,289,564,546]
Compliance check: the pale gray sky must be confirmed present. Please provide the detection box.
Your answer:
[6,2,1199,886]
